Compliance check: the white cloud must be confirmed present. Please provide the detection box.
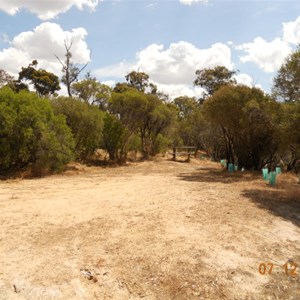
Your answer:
[102,80,116,87]
[283,16,300,45]
[93,61,132,79]
[94,41,234,99]
[155,83,205,100]
[0,22,90,78]
[234,73,264,91]
[234,73,254,87]
[0,33,10,44]
[145,3,157,9]
[237,16,300,73]
[179,0,208,5]
[136,41,233,85]
[237,37,291,72]
[0,0,100,20]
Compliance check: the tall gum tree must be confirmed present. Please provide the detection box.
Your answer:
[204,84,279,170]
[194,66,237,102]
[18,60,60,96]
[273,45,300,103]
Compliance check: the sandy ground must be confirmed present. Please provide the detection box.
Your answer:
[0,158,299,300]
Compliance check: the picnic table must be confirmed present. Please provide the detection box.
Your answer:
[171,146,196,162]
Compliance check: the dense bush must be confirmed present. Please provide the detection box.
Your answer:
[203,85,280,169]
[108,89,176,160]
[2,62,299,174]
[0,87,74,174]
[51,97,104,160]
[101,113,125,161]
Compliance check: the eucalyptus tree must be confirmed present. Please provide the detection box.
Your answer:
[194,66,237,102]
[273,45,300,103]
[204,85,279,169]
[125,71,149,92]
[71,73,112,110]
[18,60,60,96]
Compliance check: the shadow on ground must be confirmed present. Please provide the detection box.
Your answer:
[177,167,260,184]
[242,188,300,228]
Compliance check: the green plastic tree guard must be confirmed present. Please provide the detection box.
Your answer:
[275,167,281,174]
[228,163,234,173]
[220,159,227,168]
[262,168,269,181]
[269,171,277,186]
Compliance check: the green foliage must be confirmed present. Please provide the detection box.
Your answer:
[110,89,148,131]
[280,102,300,146]
[153,133,170,155]
[113,82,137,93]
[31,114,75,175]
[128,134,142,157]
[273,45,300,103]
[0,87,74,174]
[71,73,112,109]
[125,71,150,92]
[140,94,176,158]
[101,113,124,161]
[278,102,300,170]
[107,88,176,161]
[52,97,104,160]
[204,85,279,169]
[173,98,225,160]
[194,66,237,101]
[108,89,148,161]
[18,60,61,96]
[173,96,198,120]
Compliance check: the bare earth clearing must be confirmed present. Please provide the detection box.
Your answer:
[0,158,299,300]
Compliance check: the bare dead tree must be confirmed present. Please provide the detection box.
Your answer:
[55,37,88,97]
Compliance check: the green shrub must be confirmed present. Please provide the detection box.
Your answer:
[101,113,124,161]
[52,97,104,160]
[0,87,74,174]
[128,134,142,153]
[153,133,170,155]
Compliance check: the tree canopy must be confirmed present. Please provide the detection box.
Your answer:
[71,73,112,109]
[17,60,61,96]
[194,66,237,101]
[125,71,150,92]
[204,85,279,169]
[273,45,300,103]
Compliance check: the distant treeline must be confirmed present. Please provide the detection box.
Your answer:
[0,45,300,176]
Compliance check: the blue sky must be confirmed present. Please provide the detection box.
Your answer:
[0,0,300,98]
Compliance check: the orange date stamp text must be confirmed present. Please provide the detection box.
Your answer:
[258,261,298,277]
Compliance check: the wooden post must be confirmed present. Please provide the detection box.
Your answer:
[172,147,176,161]
[187,148,191,162]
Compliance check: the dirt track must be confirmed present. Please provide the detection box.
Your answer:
[0,158,299,299]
